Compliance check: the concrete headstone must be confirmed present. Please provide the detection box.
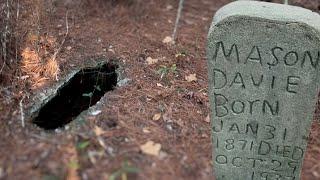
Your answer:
[207,1,320,179]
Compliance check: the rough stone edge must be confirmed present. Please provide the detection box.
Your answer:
[27,58,128,127]
[209,16,320,47]
[208,1,320,41]
[207,0,320,91]
[28,70,79,120]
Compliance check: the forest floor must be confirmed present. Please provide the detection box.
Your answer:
[0,0,320,179]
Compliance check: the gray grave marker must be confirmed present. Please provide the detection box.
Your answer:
[207,1,320,179]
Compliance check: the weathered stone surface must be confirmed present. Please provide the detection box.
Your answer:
[207,1,320,179]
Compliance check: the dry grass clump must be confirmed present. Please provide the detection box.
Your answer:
[0,0,61,89]
[21,34,60,89]
[19,0,65,89]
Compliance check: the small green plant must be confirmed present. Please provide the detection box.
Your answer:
[109,161,139,180]
[68,160,80,169]
[82,92,93,98]
[157,64,177,79]
[170,64,177,73]
[175,50,188,58]
[94,85,101,91]
[42,174,61,180]
[76,140,90,150]
[82,85,101,98]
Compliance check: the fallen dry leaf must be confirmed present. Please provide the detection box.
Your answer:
[162,36,174,44]
[87,150,104,165]
[205,114,210,123]
[94,126,105,136]
[185,73,197,82]
[166,5,173,10]
[143,128,151,133]
[146,57,158,65]
[162,105,172,122]
[156,83,164,87]
[152,113,161,121]
[140,141,161,156]
[108,48,115,54]
[97,137,107,149]
[201,134,209,138]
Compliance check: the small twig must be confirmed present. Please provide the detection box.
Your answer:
[15,0,20,63]
[16,0,20,19]
[0,62,5,74]
[19,95,25,128]
[172,0,184,43]
[36,0,41,55]
[30,134,60,144]
[52,11,69,62]
[51,11,69,81]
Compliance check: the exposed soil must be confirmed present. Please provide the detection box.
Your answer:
[0,0,320,180]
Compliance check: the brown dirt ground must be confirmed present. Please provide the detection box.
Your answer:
[0,0,320,179]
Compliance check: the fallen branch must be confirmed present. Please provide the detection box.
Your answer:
[172,0,184,43]
[19,95,25,128]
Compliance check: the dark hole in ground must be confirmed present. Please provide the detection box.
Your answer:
[33,62,118,130]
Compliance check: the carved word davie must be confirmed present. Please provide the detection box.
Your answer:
[211,41,319,93]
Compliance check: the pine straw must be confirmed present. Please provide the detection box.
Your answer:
[20,35,60,89]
